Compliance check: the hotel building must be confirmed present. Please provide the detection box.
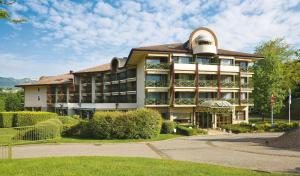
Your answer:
[17,27,263,128]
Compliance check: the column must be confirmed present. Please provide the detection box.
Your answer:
[91,76,96,103]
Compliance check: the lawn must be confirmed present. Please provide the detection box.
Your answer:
[0,127,182,145]
[0,156,292,176]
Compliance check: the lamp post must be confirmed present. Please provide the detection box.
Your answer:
[270,93,275,126]
[288,88,291,125]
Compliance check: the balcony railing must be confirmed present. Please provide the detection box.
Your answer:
[221,98,238,104]
[198,80,218,87]
[174,79,195,87]
[175,98,195,105]
[240,66,254,73]
[240,98,254,104]
[145,63,170,69]
[198,98,217,104]
[145,98,169,105]
[221,81,239,88]
[241,82,254,89]
[145,80,168,87]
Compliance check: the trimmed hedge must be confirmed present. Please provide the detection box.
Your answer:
[0,112,15,128]
[58,116,81,136]
[161,121,175,134]
[176,125,194,136]
[21,118,63,140]
[82,109,162,139]
[14,112,58,127]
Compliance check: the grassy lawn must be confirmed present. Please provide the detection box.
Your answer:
[0,127,182,145]
[0,156,292,176]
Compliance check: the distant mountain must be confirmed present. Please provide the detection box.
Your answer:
[0,77,37,88]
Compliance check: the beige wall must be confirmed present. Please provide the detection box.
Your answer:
[136,55,145,108]
[24,86,47,108]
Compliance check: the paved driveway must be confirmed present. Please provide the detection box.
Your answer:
[12,133,300,173]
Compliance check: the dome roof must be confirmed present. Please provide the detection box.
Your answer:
[196,33,213,42]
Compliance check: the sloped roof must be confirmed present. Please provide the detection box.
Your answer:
[131,43,262,58]
[16,74,73,87]
[74,63,111,74]
[200,100,233,108]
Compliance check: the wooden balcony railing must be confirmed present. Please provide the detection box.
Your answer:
[145,80,168,87]
[198,80,218,87]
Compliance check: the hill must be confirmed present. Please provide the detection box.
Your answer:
[0,77,36,88]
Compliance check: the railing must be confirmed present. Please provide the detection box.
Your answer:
[127,86,136,91]
[221,81,239,88]
[198,98,217,104]
[240,98,254,104]
[241,82,254,88]
[145,80,168,87]
[175,98,195,105]
[145,63,170,69]
[145,98,169,105]
[240,66,254,73]
[0,136,12,159]
[174,79,195,87]
[198,80,218,87]
[221,98,238,104]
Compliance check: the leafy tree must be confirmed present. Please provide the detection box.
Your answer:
[283,60,300,91]
[0,0,25,23]
[0,98,5,111]
[253,39,296,120]
[4,92,22,111]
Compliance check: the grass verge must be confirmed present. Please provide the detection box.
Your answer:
[0,156,292,176]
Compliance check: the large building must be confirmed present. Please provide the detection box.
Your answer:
[17,27,263,128]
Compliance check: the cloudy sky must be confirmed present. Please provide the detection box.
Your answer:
[1,0,300,79]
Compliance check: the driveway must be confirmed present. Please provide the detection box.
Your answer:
[11,133,300,173]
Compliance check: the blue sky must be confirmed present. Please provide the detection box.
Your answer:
[1,0,300,79]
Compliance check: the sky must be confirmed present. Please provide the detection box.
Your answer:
[1,0,300,79]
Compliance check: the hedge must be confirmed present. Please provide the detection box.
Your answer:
[58,116,81,136]
[176,125,194,136]
[0,112,15,128]
[81,109,162,139]
[14,111,58,127]
[21,118,63,140]
[161,121,175,134]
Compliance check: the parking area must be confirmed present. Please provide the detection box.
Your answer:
[11,133,300,173]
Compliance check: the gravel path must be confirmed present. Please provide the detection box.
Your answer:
[11,133,300,173]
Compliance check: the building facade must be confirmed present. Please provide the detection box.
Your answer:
[17,27,263,128]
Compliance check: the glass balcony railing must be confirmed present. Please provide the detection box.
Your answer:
[198,80,218,87]
[174,79,195,87]
[145,63,170,69]
[221,81,239,88]
[240,66,254,73]
[175,98,195,105]
[145,98,169,105]
[145,80,168,87]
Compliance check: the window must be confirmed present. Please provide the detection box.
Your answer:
[173,56,193,64]
[175,92,194,98]
[221,75,233,83]
[236,111,246,120]
[172,113,192,123]
[146,74,167,81]
[38,96,40,101]
[175,74,194,80]
[146,59,161,64]
[221,92,233,99]
[220,59,233,66]
[240,61,248,68]
[199,92,216,99]
[240,93,247,100]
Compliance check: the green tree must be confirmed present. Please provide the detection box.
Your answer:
[0,0,25,23]
[5,93,22,111]
[253,39,296,120]
[0,98,5,111]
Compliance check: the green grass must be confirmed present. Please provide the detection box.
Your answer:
[249,117,300,124]
[0,156,292,176]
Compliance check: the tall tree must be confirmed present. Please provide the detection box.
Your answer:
[0,98,5,111]
[253,39,296,120]
[5,93,22,111]
[0,0,25,23]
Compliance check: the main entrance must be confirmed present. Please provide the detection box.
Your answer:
[216,113,232,127]
[196,112,212,128]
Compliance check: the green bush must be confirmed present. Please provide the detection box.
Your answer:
[21,118,62,140]
[161,121,175,134]
[13,111,58,127]
[176,125,194,136]
[0,112,15,128]
[58,116,81,136]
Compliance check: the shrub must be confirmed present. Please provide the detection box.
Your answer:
[14,111,57,127]
[161,121,175,134]
[176,125,194,136]
[89,111,122,139]
[0,112,15,128]
[21,118,63,140]
[194,128,208,135]
[58,116,81,136]
[114,109,162,139]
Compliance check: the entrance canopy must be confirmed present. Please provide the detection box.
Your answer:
[196,100,233,113]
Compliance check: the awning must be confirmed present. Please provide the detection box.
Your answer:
[196,100,233,113]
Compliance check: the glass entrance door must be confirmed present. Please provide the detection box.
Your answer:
[196,112,212,128]
[216,113,232,127]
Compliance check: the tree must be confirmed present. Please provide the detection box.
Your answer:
[5,93,22,111]
[0,0,25,23]
[0,98,5,111]
[253,39,296,120]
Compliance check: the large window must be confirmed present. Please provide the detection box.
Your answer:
[175,92,194,98]
[220,59,233,66]
[173,56,193,64]
[221,92,233,99]
[196,57,210,64]
[236,111,246,120]
[172,112,192,123]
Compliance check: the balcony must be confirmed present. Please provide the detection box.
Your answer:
[241,82,254,89]
[145,63,170,70]
[145,80,168,87]
[175,79,195,87]
[221,98,238,104]
[175,98,195,105]
[240,98,254,104]
[198,80,217,87]
[240,66,254,73]
[145,98,169,105]
[221,81,239,88]
[198,98,217,104]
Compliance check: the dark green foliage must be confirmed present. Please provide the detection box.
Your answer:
[176,125,194,136]
[81,109,162,139]
[161,121,175,134]
[58,116,81,136]
[0,98,5,112]
[0,112,14,127]
[13,111,57,127]
[22,119,62,140]
[4,93,23,111]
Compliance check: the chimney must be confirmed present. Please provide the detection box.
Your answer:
[69,70,74,74]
